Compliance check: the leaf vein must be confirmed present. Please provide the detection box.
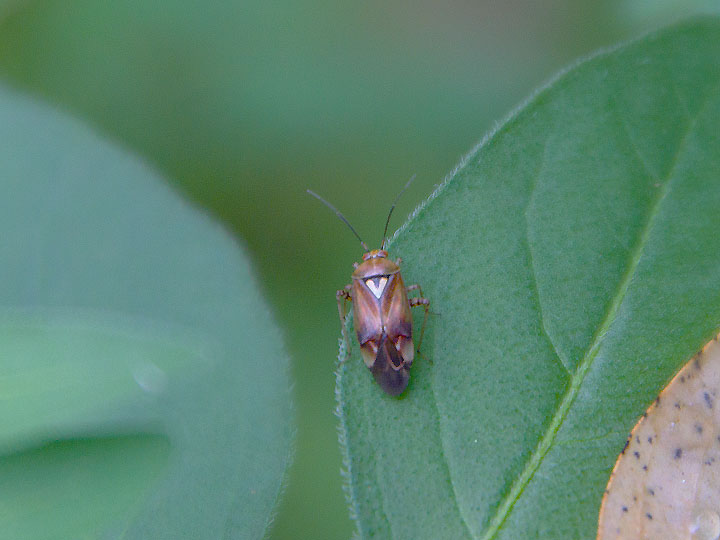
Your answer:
[429,381,476,540]
[610,95,660,182]
[525,132,572,375]
[478,82,716,540]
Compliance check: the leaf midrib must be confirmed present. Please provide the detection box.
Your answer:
[474,81,716,539]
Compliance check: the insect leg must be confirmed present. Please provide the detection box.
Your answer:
[406,283,423,297]
[409,296,430,363]
[409,284,440,316]
[337,285,352,359]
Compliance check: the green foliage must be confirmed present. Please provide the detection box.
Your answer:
[0,85,292,539]
[338,18,720,539]
[2,3,715,538]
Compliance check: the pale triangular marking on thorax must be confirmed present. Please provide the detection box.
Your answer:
[365,276,388,298]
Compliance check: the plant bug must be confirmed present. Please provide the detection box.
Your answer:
[307,176,430,396]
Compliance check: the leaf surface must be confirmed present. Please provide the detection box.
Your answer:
[338,18,720,539]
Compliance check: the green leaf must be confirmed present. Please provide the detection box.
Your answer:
[337,17,720,539]
[0,86,293,539]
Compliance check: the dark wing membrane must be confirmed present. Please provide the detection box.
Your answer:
[371,331,409,396]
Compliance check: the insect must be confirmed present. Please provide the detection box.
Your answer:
[307,176,430,396]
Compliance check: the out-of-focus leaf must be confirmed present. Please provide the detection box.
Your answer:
[338,18,720,539]
[0,85,293,539]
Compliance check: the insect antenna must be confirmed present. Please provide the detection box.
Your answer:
[381,173,416,249]
[307,189,369,251]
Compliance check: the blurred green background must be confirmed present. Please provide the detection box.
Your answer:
[0,0,716,538]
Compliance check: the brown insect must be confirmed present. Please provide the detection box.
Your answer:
[308,176,430,395]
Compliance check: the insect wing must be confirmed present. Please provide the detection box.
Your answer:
[372,331,410,396]
[382,272,414,366]
[382,273,412,335]
[351,278,384,344]
[352,278,383,368]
